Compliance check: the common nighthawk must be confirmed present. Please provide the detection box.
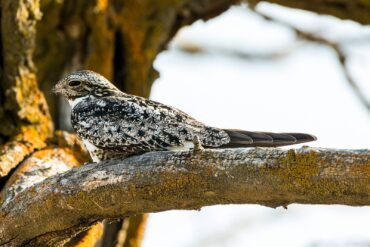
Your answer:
[53,70,316,162]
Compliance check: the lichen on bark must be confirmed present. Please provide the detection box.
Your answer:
[0,147,369,246]
[0,0,53,178]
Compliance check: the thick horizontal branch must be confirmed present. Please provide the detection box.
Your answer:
[0,147,369,246]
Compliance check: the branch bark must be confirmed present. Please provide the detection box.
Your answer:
[0,147,369,246]
[249,0,370,24]
[250,8,370,115]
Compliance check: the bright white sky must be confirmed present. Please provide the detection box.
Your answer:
[143,4,370,247]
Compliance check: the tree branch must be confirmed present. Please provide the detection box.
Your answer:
[0,147,369,246]
[252,9,370,115]
[248,0,370,25]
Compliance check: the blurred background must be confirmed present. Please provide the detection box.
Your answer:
[143,4,370,247]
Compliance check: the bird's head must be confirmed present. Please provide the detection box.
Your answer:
[53,70,121,101]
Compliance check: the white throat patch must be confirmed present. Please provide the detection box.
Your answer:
[69,96,89,108]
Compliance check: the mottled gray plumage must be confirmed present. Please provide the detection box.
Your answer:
[53,70,316,162]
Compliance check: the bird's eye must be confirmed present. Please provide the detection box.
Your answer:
[68,80,81,87]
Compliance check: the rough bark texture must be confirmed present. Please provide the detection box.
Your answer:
[0,0,53,178]
[0,131,97,246]
[249,0,370,24]
[0,147,369,246]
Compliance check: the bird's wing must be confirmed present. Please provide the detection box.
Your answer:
[71,95,316,152]
[71,95,230,151]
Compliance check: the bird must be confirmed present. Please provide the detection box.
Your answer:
[53,70,316,162]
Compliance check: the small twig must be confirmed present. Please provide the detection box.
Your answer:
[175,39,295,60]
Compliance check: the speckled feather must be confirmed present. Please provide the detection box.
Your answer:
[54,70,316,162]
[71,94,230,160]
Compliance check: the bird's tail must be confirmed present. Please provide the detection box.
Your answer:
[221,129,317,148]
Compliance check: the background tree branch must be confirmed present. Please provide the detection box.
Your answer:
[248,0,370,24]
[251,8,370,115]
[0,147,369,246]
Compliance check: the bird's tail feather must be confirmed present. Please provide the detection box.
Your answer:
[221,129,316,148]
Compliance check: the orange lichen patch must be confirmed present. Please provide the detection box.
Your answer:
[93,0,108,13]
[0,1,53,182]
[1,0,53,137]
[72,223,104,247]
[15,69,53,135]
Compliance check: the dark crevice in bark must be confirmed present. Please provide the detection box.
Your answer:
[0,11,3,71]
[80,26,91,68]
[0,173,9,192]
[113,30,127,92]
[112,0,124,12]
[98,220,125,247]
[64,229,89,246]
[326,1,349,10]
[20,222,95,247]
[0,8,7,140]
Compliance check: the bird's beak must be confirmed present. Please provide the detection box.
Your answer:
[52,82,63,95]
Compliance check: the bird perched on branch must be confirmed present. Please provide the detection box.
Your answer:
[53,70,316,162]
